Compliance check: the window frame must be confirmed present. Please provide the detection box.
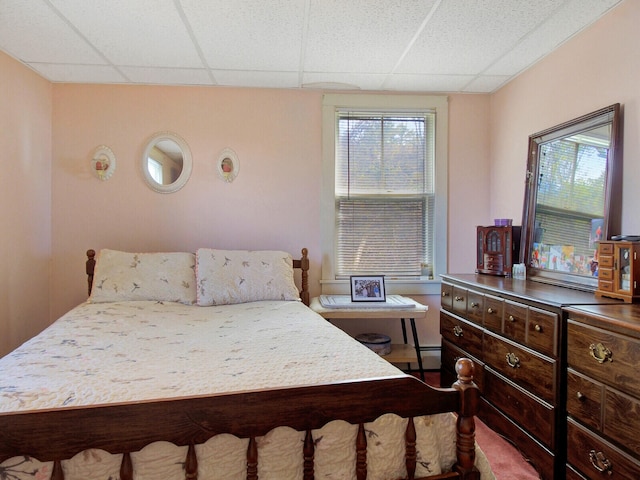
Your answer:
[320,94,448,295]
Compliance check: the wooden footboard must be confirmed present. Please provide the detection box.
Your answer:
[1,359,479,480]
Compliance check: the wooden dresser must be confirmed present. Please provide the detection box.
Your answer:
[440,274,614,480]
[564,304,640,479]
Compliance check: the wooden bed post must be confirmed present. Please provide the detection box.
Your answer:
[296,247,310,306]
[452,358,481,480]
[86,249,96,296]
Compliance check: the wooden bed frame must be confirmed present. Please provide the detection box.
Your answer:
[0,249,480,480]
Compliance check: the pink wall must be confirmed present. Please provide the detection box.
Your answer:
[490,0,639,236]
[48,86,491,358]
[50,85,325,319]
[0,52,52,357]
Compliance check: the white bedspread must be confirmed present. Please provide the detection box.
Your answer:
[0,300,405,412]
[0,300,495,480]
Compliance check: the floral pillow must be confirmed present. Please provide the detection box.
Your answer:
[89,249,197,305]
[196,249,300,305]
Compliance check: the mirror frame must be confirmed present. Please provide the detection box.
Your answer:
[216,147,239,183]
[520,103,622,291]
[141,131,193,193]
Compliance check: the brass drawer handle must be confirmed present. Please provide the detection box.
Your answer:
[454,296,464,302]
[506,352,520,368]
[508,315,516,322]
[453,325,463,337]
[534,324,542,333]
[470,302,479,308]
[487,307,495,314]
[577,391,586,401]
[441,291,450,297]
[589,450,612,473]
[589,343,613,364]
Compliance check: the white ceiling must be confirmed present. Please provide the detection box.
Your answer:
[0,0,623,93]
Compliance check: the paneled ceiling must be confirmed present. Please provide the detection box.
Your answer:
[0,0,623,93]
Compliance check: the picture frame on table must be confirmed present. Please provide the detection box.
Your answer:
[350,275,386,302]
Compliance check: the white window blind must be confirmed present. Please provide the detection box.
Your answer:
[335,111,435,277]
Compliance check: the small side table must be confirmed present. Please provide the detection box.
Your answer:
[309,296,428,380]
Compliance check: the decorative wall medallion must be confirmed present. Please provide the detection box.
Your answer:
[217,148,239,183]
[91,145,116,181]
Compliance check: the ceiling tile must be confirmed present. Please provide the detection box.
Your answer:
[182,0,306,71]
[213,70,300,89]
[398,0,565,75]
[304,0,438,73]
[49,0,204,68]
[119,67,215,86]
[0,0,105,64]
[28,63,127,84]
[462,75,512,93]
[484,0,623,75]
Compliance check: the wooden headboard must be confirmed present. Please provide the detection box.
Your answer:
[86,248,310,306]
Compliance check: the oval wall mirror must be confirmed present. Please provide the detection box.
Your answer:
[141,131,193,193]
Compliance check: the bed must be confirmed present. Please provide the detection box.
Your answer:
[0,247,491,480]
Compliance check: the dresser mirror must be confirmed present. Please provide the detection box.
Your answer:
[141,131,192,193]
[521,104,622,291]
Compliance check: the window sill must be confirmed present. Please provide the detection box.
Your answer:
[320,277,442,296]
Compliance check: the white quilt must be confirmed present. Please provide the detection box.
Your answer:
[0,300,495,480]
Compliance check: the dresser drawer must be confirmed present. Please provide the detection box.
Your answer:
[483,331,556,403]
[567,320,640,399]
[440,311,483,359]
[441,339,484,391]
[503,299,527,342]
[484,367,555,448]
[482,294,503,332]
[451,285,468,316]
[567,418,640,480]
[598,279,614,292]
[526,306,558,357]
[599,267,613,280]
[567,369,604,432]
[600,256,614,268]
[605,387,640,458]
[466,289,485,325]
[600,243,614,255]
[440,282,453,310]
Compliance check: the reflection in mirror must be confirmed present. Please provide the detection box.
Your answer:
[142,132,192,193]
[521,104,622,291]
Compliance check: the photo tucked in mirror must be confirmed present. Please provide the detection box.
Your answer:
[521,104,622,291]
[141,132,192,193]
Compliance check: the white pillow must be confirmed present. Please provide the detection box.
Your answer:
[89,249,197,305]
[196,249,300,305]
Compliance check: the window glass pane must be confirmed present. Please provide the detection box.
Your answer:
[335,111,435,277]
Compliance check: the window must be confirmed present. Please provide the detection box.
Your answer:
[321,94,448,293]
[147,157,163,184]
[335,112,433,277]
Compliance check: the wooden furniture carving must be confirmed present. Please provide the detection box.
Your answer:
[595,240,640,303]
[476,225,521,276]
[564,304,640,479]
[440,273,612,480]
